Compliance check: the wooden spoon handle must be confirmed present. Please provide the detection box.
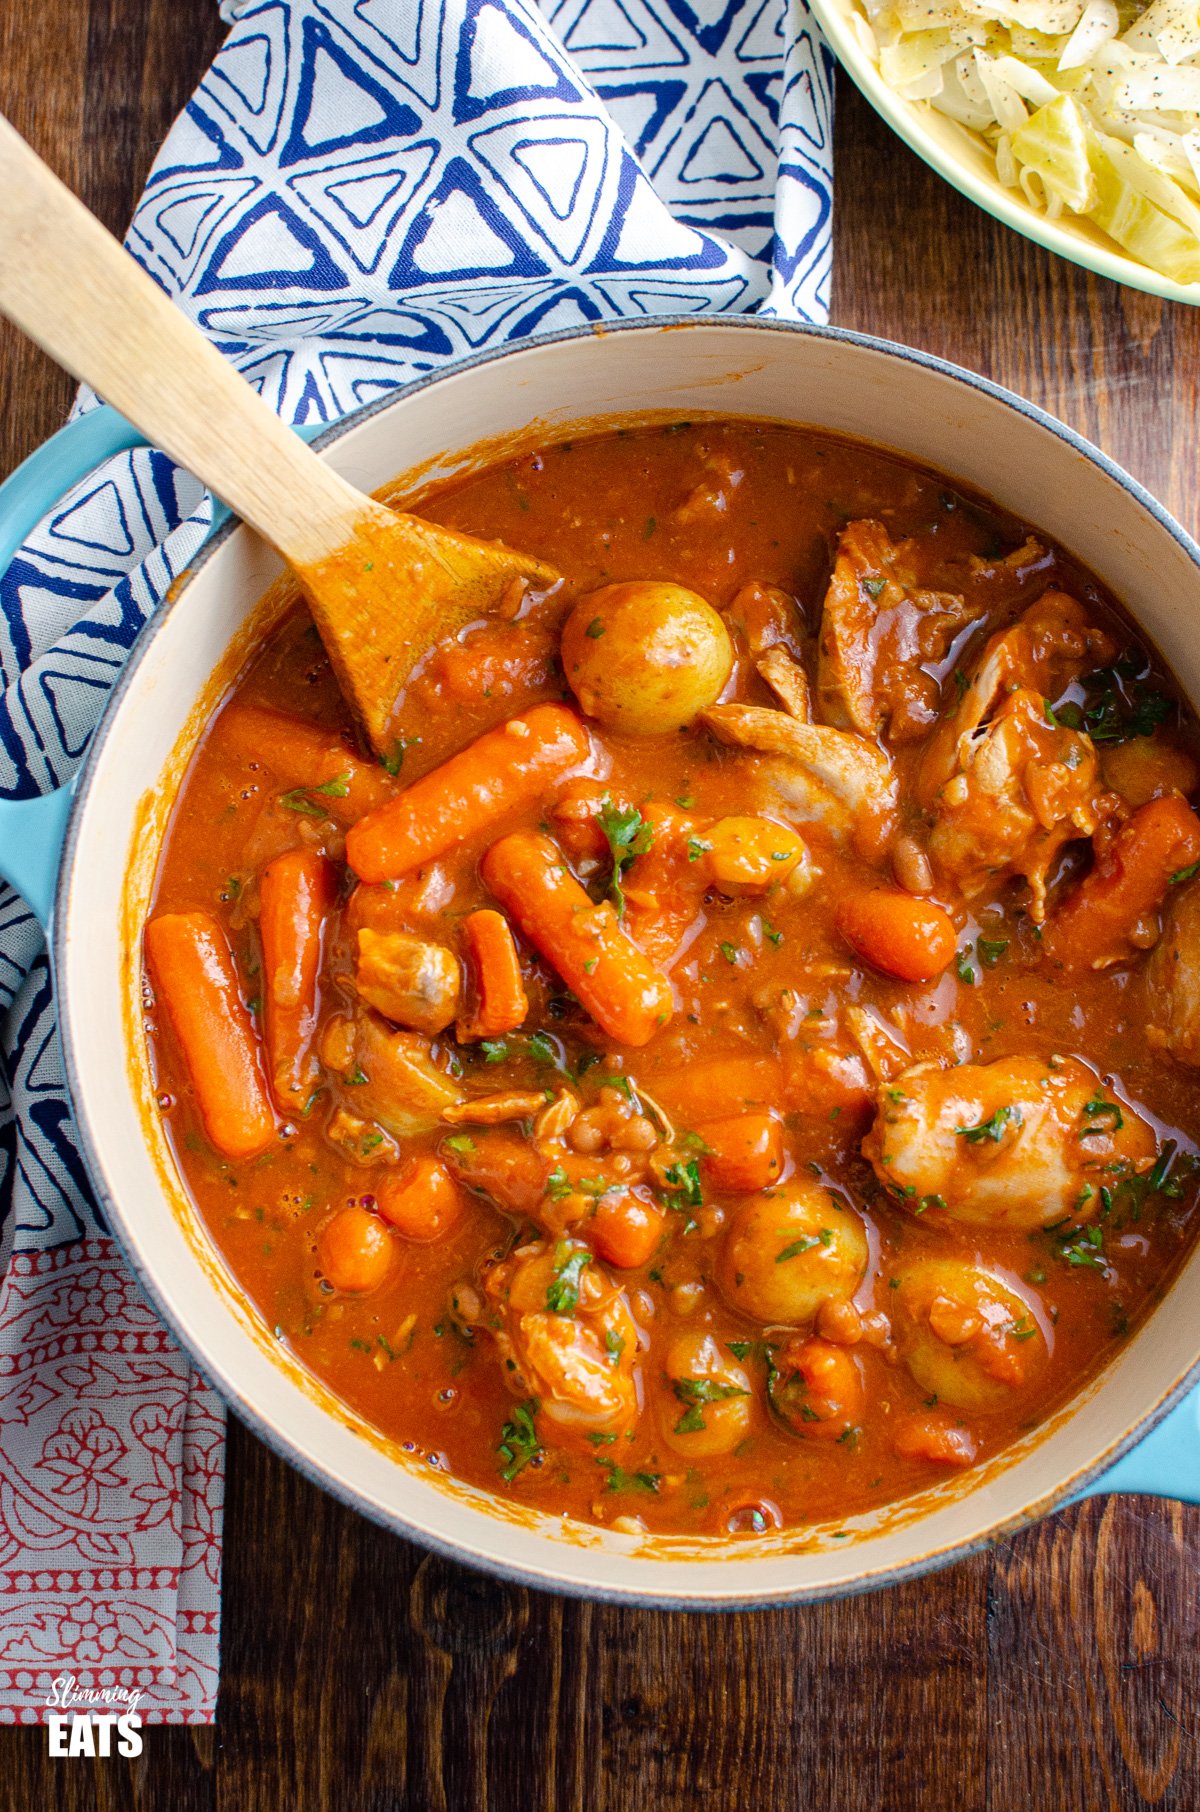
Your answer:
[0,112,372,566]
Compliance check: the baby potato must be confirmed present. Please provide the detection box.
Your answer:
[718,1180,868,1327]
[700,816,811,897]
[894,1258,1048,1411]
[661,1330,753,1457]
[561,581,733,735]
[1101,735,1200,809]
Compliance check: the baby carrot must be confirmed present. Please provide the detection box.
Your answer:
[145,911,276,1160]
[346,705,591,884]
[587,1189,665,1269]
[835,888,957,982]
[457,908,529,1041]
[259,849,336,1113]
[697,1112,784,1192]
[215,703,392,822]
[1042,793,1200,969]
[648,1055,781,1127]
[481,831,673,1046]
[375,1156,465,1243]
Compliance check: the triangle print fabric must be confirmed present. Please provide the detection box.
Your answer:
[0,0,833,1723]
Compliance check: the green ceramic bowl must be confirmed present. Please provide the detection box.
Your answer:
[811,0,1200,306]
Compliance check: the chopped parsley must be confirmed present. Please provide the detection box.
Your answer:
[1080,1094,1124,1137]
[380,734,421,777]
[1055,1223,1107,1270]
[776,1229,832,1263]
[497,1400,542,1481]
[597,797,653,919]
[546,1244,591,1316]
[661,1159,703,1208]
[1072,655,1173,745]
[955,1105,1022,1144]
[279,771,350,816]
[598,1462,660,1494]
[976,936,1009,967]
[672,1376,750,1434]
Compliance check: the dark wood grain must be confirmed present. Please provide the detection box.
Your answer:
[3,5,1200,1808]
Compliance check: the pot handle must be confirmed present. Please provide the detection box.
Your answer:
[1073,1385,1200,1503]
[0,403,330,927]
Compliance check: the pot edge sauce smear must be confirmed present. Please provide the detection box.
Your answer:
[144,419,1200,1540]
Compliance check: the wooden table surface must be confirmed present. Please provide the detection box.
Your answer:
[3,4,1200,1808]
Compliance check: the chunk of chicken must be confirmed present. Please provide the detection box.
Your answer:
[727,580,804,657]
[894,1259,1049,1411]
[817,519,979,742]
[1146,877,1200,1066]
[919,590,1115,800]
[924,687,1103,917]
[322,1009,463,1136]
[700,703,898,861]
[864,1055,1157,1230]
[354,928,460,1034]
[483,1240,639,1433]
[914,593,1114,917]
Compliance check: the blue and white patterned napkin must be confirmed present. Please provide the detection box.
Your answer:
[0,0,833,1722]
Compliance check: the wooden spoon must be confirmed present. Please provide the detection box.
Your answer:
[0,113,559,757]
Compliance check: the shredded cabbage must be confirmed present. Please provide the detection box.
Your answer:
[857,0,1200,282]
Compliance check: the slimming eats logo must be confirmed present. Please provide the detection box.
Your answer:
[44,1675,144,1757]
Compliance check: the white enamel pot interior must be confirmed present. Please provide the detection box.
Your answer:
[58,317,1200,1605]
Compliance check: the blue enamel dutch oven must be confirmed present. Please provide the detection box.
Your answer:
[1,320,1198,1606]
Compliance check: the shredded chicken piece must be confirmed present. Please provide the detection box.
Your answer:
[844,1003,911,1083]
[916,592,1116,917]
[755,647,811,721]
[700,703,898,860]
[920,590,1116,801]
[354,928,460,1034]
[442,1090,550,1126]
[534,1088,580,1140]
[728,580,804,657]
[816,520,980,743]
